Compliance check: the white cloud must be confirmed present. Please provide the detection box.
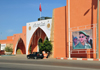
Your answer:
[7,29,14,33]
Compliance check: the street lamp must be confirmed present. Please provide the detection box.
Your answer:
[68,0,71,58]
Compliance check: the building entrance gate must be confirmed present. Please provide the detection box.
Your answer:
[26,19,52,54]
[28,28,47,53]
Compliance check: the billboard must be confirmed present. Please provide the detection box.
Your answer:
[72,29,93,49]
[1,44,6,50]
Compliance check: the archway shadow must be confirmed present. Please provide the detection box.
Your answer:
[16,38,26,54]
[28,27,47,54]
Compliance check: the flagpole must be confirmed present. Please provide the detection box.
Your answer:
[40,11,41,20]
[39,3,42,38]
[40,11,41,38]
[39,3,41,21]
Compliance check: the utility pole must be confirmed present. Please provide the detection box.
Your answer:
[97,0,99,59]
[68,0,71,58]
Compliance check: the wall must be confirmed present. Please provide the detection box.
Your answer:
[53,0,100,58]
[6,44,13,49]
[0,36,13,44]
[13,26,26,54]
[69,0,98,58]
[50,10,54,58]
[54,6,66,58]
[22,26,26,33]
[70,0,97,27]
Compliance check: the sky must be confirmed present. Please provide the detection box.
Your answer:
[0,0,66,40]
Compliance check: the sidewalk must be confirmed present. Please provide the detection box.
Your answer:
[1,54,100,62]
[0,54,27,59]
[56,57,100,61]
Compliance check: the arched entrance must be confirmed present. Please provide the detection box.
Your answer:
[16,38,26,54]
[26,19,52,54]
[28,28,47,54]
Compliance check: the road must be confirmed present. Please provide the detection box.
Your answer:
[0,55,100,70]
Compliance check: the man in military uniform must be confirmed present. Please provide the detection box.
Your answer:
[73,37,78,49]
[74,31,91,49]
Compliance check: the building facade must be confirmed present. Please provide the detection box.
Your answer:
[0,0,100,59]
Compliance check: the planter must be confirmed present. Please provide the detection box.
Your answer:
[5,52,12,55]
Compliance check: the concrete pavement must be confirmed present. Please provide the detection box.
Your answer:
[0,55,100,70]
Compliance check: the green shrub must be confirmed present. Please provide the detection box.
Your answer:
[5,46,13,52]
[39,39,52,53]
[38,42,44,52]
[29,46,32,53]
[43,40,52,53]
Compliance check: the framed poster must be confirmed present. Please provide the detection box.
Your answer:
[72,29,92,49]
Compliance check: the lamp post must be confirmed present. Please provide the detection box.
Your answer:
[97,0,99,59]
[68,0,71,58]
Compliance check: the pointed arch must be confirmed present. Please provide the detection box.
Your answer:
[44,36,49,41]
[26,19,52,54]
[27,27,48,54]
[14,38,26,54]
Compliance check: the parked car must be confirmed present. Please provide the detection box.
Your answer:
[27,52,44,59]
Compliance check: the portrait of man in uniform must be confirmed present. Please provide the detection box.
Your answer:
[72,30,92,49]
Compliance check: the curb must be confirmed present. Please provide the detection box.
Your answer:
[56,57,100,61]
[0,55,15,57]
